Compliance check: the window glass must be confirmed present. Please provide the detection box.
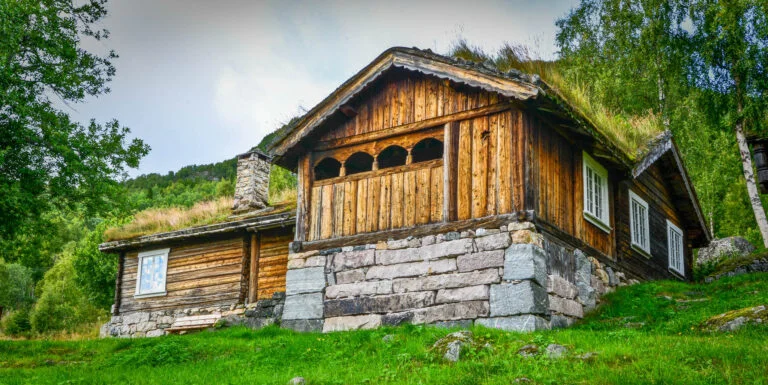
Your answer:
[667,221,684,275]
[582,152,610,231]
[629,190,650,255]
[136,249,169,296]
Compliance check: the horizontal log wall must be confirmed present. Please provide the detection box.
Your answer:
[255,228,292,300]
[119,237,245,313]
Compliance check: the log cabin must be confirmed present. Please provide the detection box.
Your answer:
[100,47,710,337]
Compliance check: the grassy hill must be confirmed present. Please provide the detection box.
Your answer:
[1,273,766,385]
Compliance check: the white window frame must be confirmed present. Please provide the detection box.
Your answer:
[666,220,684,276]
[629,190,651,257]
[582,151,611,233]
[135,248,170,298]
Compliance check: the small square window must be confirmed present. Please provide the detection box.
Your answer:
[629,190,650,256]
[667,221,684,275]
[583,152,610,232]
[135,248,169,297]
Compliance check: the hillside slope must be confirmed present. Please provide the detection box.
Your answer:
[1,273,766,384]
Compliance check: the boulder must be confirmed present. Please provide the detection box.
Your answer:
[545,344,568,359]
[701,305,766,332]
[697,237,755,266]
[432,331,474,362]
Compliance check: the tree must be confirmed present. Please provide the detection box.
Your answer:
[689,0,768,247]
[0,0,149,257]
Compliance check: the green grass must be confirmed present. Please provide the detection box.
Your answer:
[1,273,767,385]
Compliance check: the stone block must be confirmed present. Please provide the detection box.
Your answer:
[456,250,504,272]
[489,281,549,316]
[475,233,511,251]
[376,248,421,265]
[282,293,324,320]
[304,255,327,268]
[413,301,489,324]
[382,311,414,326]
[435,285,489,304]
[335,268,366,284]
[549,315,576,329]
[546,275,578,299]
[444,231,461,241]
[323,314,382,332]
[333,250,375,271]
[548,295,584,318]
[475,315,550,332]
[387,238,411,249]
[288,250,319,261]
[282,319,324,332]
[420,239,474,260]
[393,268,501,292]
[574,249,596,310]
[286,267,326,295]
[431,320,473,329]
[421,235,436,246]
[122,312,150,325]
[365,259,456,280]
[508,221,535,232]
[476,228,500,237]
[325,281,393,299]
[324,292,435,317]
[503,244,547,287]
[287,258,305,269]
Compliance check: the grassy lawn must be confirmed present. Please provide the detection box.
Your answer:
[1,273,767,385]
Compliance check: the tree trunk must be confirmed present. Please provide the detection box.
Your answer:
[734,105,768,247]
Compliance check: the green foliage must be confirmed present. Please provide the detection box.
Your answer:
[0,274,767,384]
[0,0,149,246]
[0,308,32,336]
[71,221,119,308]
[29,253,103,334]
[268,165,297,203]
[0,259,34,311]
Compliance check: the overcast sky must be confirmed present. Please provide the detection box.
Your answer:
[73,0,578,177]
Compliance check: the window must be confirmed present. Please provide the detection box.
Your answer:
[629,190,650,256]
[582,151,610,232]
[345,152,374,175]
[135,248,169,297]
[377,145,408,169]
[314,157,342,181]
[411,138,444,163]
[667,220,684,275]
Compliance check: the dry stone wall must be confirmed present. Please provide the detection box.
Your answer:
[282,221,634,333]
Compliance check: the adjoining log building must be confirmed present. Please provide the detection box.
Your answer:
[99,47,710,337]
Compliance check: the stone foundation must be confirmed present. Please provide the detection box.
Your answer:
[100,292,285,338]
[283,221,635,333]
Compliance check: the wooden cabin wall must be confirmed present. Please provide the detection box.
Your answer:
[615,164,689,280]
[119,237,245,313]
[252,227,292,301]
[525,113,615,258]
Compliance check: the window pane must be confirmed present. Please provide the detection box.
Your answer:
[139,254,166,293]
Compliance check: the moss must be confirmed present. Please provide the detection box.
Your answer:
[700,305,767,332]
[708,251,768,278]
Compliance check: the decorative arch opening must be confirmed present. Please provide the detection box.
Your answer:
[345,152,374,175]
[377,145,408,169]
[314,157,342,181]
[411,138,444,163]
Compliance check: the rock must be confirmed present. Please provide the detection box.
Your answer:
[333,250,375,271]
[282,293,324,320]
[605,266,618,286]
[335,268,366,284]
[545,344,568,359]
[474,233,511,251]
[432,331,473,362]
[702,305,767,332]
[413,301,489,324]
[420,238,475,260]
[503,244,547,287]
[421,235,436,246]
[489,281,549,316]
[456,250,505,272]
[517,344,539,357]
[323,314,382,332]
[444,231,461,241]
[392,268,501,292]
[546,275,579,299]
[366,259,456,280]
[476,315,550,332]
[376,248,421,265]
[508,222,535,232]
[435,285,490,303]
[324,292,435,317]
[514,378,532,383]
[548,295,584,318]
[325,281,393,299]
[576,352,598,361]
[286,267,326,295]
[382,311,414,326]
[382,334,395,343]
[281,319,323,332]
[697,236,756,266]
[288,376,306,385]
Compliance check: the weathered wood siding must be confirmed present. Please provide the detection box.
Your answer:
[119,237,244,313]
[616,163,689,280]
[525,113,615,258]
[253,228,291,300]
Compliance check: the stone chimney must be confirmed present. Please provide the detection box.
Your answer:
[232,149,271,213]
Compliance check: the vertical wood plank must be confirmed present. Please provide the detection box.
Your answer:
[416,167,431,224]
[356,179,368,233]
[443,122,458,222]
[333,183,345,238]
[391,173,404,228]
[379,174,392,230]
[457,120,472,220]
[431,165,443,222]
[403,170,417,226]
[320,184,334,239]
[309,186,323,241]
[487,113,498,216]
[498,111,512,213]
[472,116,488,218]
[248,233,259,303]
[366,176,381,232]
[414,77,426,122]
[343,180,357,236]
[426,77,438,119]
[513,109,525,211]
[295,155,311,242]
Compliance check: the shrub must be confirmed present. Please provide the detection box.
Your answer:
[0,258,35,311]
[1,308,32,336]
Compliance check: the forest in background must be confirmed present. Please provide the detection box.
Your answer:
[1,0,767,337]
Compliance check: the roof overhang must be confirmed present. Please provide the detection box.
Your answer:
[267,47,541,170]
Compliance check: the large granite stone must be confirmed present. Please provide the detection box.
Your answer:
[333,250,375,271]
[546,275,578,299]
[574,249,596,310]
[282,319,324,332]
[697,236,756,266]
[392,268,501,292]
[325,281,393,299]
[413,301,489,324]
[503,244,547,287]
[474,233,511,252]
[420,238,474,260]
[286,267,326,295]
[335,268,366,284]
[323,314,382,332]
[489,281,549,316]
[435,285,489,304]
[476,315,550,332]
[324,292,435,317]
[548,295,584,318]
[365,259,456,280]
[376,248,421,265]
[282,293,324,320]
[456,250,504,272]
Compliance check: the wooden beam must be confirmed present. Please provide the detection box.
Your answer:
[113,252,125,315]
[299,211,534,251]
[248,233,260,304]
[239,235,250,305]
[444,122,458,222]
[295,154,311,242]
[315,102,515,151]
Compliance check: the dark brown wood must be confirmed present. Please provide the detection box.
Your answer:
[443,122,458,222]
[248,233,259,303]
[113,252,125,315]
[240,234,251,304]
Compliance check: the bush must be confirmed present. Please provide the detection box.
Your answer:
[0,258,35,311]
[1,308,32,336]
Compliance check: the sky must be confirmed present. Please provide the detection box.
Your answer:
[73,0,578,177]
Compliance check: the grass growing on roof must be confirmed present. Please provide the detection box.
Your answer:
[1,273,767,384]
[450,40,665,160]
